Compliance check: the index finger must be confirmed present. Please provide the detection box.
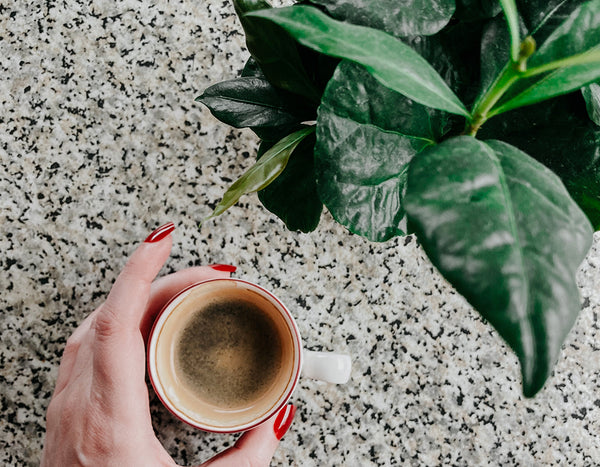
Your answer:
[93,223,176,340]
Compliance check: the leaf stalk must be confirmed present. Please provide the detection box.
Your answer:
[465,36,536,136]
[520,47,600,78]
[465,65,520,136]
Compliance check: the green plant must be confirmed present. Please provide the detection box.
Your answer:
[197,0,600,397]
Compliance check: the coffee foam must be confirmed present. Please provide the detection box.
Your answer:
[175,297,282,408]
[153,280,297,429]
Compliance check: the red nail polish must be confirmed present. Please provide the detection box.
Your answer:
[274,404,296,440]
[144,222,175,243]
[209,264,237,273]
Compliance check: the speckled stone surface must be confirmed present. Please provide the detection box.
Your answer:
[2,1,600,466]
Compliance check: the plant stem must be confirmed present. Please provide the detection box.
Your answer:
[464,65,520,136]
[464,37,536,137]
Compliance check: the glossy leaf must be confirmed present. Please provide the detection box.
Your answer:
[237,55,322,226]
[257,133,323,232]
[247,5,470,117]
[240,56,264,78]
[527,0,600,67]
[233,0,321,102]
[241,34,340,97]
[315,61,447,242]
[479,94,600,230]
[308,0,455,38]
[404,136,593,396]
[582,82,600,125]
[409,17,489,110]
[196,77,312,129]
[492,0,600,115]
[206,127,315,220]
[238,57,318,141]
[517,0,586,43]
[492,49,600,115]
[499,0,520,62]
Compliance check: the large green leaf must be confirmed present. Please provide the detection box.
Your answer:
[582,82,600,125]
[196,77,314,129]
[257,133,323,232]
[315,61,447,242]
[206,127,315,220]
[233,0,321,102]
[479,94,600,230]
[404,136,593,397]
[247,5,470,117]
[308,0,455,38]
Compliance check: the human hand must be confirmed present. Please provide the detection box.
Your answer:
[41,223,296,466]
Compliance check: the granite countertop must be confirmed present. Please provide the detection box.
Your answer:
[2,1,600,465]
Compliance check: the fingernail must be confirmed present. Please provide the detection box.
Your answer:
[209,264,237,273]
[144,222,175,243]
[274,404,296,440]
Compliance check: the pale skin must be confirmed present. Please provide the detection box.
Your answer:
[42,232,292,466]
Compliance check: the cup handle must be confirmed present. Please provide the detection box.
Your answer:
[302,350,352,384]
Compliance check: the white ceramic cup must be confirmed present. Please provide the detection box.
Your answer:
[147,278,351,433]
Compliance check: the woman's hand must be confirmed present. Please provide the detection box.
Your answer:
[41,223,295,466]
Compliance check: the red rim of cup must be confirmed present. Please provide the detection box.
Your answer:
[147,278,303,433]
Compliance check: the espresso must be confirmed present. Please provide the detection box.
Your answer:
[174,298,283,408]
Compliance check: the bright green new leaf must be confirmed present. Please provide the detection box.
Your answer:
[484,0,600,115]
[247,5,470,117]
[205,127,315,220]
[404,136,593,397]
[491,48,600,115]
[257,134,323,233]
[490,0,600,116]
[499,0,520,62]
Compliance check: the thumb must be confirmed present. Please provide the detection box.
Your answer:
[201,404,297,467]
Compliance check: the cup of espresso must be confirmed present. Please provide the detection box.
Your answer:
[147,278,351,433]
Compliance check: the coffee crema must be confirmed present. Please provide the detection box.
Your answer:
[175,298,283,408]
[153,281,297,429]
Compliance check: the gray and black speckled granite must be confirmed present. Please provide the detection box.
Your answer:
[1,1,600,465]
